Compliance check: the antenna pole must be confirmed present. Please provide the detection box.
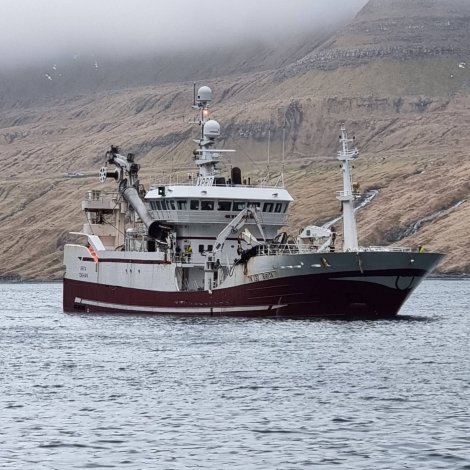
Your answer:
[281,126,285,187]
[267,129,271,183]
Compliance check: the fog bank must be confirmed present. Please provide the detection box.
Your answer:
[0,0,368,68]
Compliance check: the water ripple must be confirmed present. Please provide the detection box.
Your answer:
[0,280,469,469]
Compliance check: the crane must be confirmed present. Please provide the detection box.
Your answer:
[204,207,266,291]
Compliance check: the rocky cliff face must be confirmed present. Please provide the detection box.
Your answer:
[286,0,470,73]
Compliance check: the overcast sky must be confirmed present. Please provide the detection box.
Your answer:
[0,0,368,68]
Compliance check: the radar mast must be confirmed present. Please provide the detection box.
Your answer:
[192,85,234,186]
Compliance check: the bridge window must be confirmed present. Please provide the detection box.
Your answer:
[263,202,274,212]
[161,200,168,210]
[247,202,260,208]
[218,201,232,211]
[275,203,283,213]
[233,201,245,211]
[177,200,187,210]
[190,200,199,210]
[201,200,214,211]
[168,200,176,210]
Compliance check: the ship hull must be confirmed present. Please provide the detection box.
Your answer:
[63,252,443,318]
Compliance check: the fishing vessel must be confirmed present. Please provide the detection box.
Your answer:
[63,86,443,318]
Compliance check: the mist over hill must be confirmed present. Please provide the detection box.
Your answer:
[0,0,469,280]
[0,30,333,107]
[0,0,367,107]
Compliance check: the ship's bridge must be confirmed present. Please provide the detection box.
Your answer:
[145,185,292,237]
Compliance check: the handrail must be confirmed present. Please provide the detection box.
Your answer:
[148,182,282,190]
[84,190,119,202]
[361,246,412,253]
[253,244,413,257]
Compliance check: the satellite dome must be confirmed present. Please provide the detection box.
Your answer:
[197,86,212,103]
[204,120,220,138]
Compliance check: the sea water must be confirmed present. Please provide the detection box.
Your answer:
[1,280,469,469]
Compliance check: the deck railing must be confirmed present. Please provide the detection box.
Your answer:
[362,246,412,253]
[84,190,119,202]
[253,244,413,257]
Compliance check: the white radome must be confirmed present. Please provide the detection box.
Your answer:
[204,120,220,138]
[197,86,212,102]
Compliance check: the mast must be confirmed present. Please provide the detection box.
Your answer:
[281,126,285,187]
[192,85,235,187]
[266,128,271,182]
[336,124,359,251]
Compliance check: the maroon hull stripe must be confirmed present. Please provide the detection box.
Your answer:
[81,257,171,265]
[63,268,428,318]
